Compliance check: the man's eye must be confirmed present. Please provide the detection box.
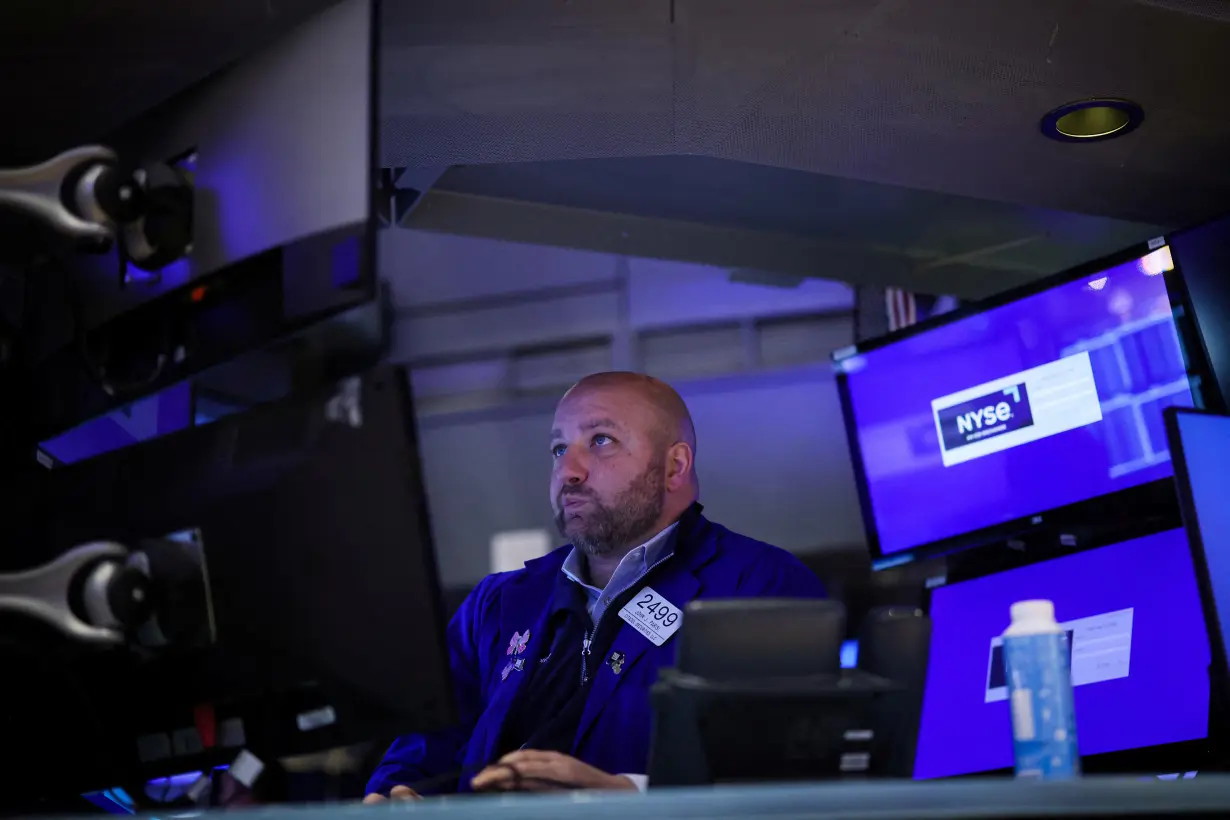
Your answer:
[592,434,613,447]
[550,444,566,458]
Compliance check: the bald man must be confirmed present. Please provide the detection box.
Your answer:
[365,373,825,800]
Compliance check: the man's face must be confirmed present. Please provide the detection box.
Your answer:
[548,386,666,557]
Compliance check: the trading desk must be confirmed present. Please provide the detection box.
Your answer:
[80,777,1230,819]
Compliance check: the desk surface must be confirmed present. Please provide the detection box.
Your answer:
[106,776,1230,819]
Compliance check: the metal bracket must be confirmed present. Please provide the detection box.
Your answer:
[0,145,120,244]
[0,540,130,646]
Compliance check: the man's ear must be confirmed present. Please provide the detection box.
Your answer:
[664,442,694,491]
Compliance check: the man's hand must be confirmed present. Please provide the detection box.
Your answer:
[470,750,639,793]
[363,785,421,803]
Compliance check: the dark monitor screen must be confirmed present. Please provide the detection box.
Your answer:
[836,245,1201,559]
[2,364,452,805]
[915,528,1210,779]
[1168,408,1230,734]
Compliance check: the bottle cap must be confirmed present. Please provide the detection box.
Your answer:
[1010,599,1056,625]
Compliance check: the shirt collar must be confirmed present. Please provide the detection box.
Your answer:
[561,521,679,593]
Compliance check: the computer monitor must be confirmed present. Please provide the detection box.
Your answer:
[0,364,452,806]
[914,528,1211,779]
[648,599,905,786]
[834,241,1216,563]
[24,0,378,443]
[1167,407,1230,737]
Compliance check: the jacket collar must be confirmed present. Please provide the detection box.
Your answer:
[573,502,716,746]
[521,502,709,578]
[498,503,714,660]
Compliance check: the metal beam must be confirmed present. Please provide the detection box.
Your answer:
[405,191,1045,301]
[395,278,620,319]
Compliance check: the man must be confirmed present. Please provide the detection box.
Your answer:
[365,372,825,800]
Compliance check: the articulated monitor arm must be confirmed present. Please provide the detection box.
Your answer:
[0,536,213,650]
[0,145,193,270]
[0,541,148,646]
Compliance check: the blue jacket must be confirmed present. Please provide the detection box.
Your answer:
[367,506,826,794]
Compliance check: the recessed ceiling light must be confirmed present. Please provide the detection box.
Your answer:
[1040,98,1144,143]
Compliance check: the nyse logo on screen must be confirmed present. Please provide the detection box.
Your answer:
[938,383,1035,452]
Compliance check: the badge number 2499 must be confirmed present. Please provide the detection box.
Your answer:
[617,585,683,647]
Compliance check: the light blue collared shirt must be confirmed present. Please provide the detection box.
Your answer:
[561,522,678,627]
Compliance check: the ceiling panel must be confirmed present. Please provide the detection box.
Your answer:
[3,0,1218,298]
[379,0,1230,226]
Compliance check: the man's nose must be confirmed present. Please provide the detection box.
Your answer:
[556,448,588,484]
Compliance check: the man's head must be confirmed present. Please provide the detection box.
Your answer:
[549,372,698,558]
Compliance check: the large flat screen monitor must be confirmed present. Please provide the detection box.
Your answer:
[914,528,1210,779]
[25,0,377,443]
[1167,407,1230,738]
[835,242,1217,560]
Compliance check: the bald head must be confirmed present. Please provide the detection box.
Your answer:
[562,372,697,460]
[549,372,699,560]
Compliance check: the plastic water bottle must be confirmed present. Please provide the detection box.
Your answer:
[1002,599,1080,779]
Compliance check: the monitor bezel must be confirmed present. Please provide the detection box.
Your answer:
[917,524,1216,780]
[1165,406,1230,762]
[835,238,1225,565]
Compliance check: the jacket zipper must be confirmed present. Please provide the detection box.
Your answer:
[579,552,674,686]
[581,636,592,685]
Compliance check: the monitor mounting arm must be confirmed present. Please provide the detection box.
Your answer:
[0,145,193,270]
[0,536,213,651]
[0,541,149,646]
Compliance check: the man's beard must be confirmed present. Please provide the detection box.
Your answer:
[554,459,666,558]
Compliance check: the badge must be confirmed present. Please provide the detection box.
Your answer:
[617,586,684,647]
[506,630,531,656]
[501,629,531,680]
[608,651,626,675]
